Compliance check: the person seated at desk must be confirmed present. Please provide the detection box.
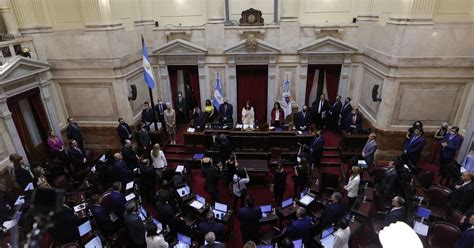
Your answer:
[344,108,362,133]
[219,98,233,126]
[192,107,207,130]
[241,100,255,128]
[450,172,474,212]
[333,218,351,248]
[457,213,474,248]
[238,196,262,243]
[295,105,311,131]
[124,201,146,248]
[201,232,226,248]
[287,207,312,245]
[204,99,215,123]
[319,192,346,229]
[146,223,169,248]
[90,194,117,237]
[271,101,285,127]
[383,196,406,228]
[198,212,225,241]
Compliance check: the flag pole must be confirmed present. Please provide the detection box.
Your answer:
[142,34,159,131]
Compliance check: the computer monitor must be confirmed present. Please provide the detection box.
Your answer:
[260,205,272,213]
[282,198,293,208]
[78,220,92,237]
[196,195,206,205]
[321,226,334,239]
[177,233,192,245]
[292,239,303,248]
[416,207,431,219]
[214,202,227,212]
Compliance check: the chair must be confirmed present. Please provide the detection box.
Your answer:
[417,170,435,191]
[427,221,461,248]
[320,172,339,194]
[445,209,464,229]
[372,166,388,185]
[426,185,452,220]
[259,225,287,245]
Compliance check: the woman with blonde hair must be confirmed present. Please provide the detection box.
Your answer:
[164,102,176,144]
[150,143,167,177]
[33,166,51,188]
[344,165,361,209]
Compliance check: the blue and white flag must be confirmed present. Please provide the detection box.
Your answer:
[142,37,156,89]
[213,73,224,109]
[281,78,292,118]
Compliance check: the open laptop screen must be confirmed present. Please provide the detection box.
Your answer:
[177,233,192,245]
[292,239,302,248]
[282,198,293,208]
[260,205,272,213]
[196,195,206,205]
[78,220,92,237]
[214,202,227,212]
[416,207,431,219]
[321,226,334,239]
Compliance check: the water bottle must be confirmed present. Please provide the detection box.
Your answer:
[363,196,367,202]
[351,215,355,222]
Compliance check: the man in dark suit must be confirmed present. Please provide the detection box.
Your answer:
[176,92,188,124]
[124,201,146,247]
[340,97,352,130]
[450,172,474,212]
[362,132,378,168]
[112,153,132,186]
[116,118,132,144]
[9,153,33,190]
[383,196,406,227]
[141,101,155,129]
[102,181,127,222]
[198,211,225,240]
[219,98,233,126]
[440,126,463,181]
[457,213,474,248]
[139,159,156,204]
[310,130,324,168]
[51,204,80,246]
[193,107,206,130]
[312,94,329,129]
[155,194,176,229]
[344,108,362,133]
[375,161,398,210]
[90,194,117,236]
[237,196,262,243]
[296,105,311,131]
[67,139,87,171]
[121,139,138,170]
[136,122,151,157]
[402,127,425,166]
[155,98,167,123]
[201,232,226,248]
[66,117,84,148]
[319,192,346,229]
[287,207,313,244]
[205,164,221,203]
[328,95,342,132]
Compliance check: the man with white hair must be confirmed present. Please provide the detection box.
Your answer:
[218,98,233,126]
[201,231,225,248]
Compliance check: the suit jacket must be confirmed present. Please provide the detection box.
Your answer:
[90,204,115,236]
[219,103,233,120]
[312,99,330,117]
[340,103,352,118]
[442,133,463,160]
[383,207,406,227]
[141,108,155,123]
[193,112,206,129]
[271,108,285,125]
[377,168,398,196]
[177,97,187,113]
[124,212,146,245]
[362,140,377,165]
[404,134,426,161]
[319,202,346,228]
[457,228,474,248]
[66,123,83,145]
[51,205,80,245]
[205,167,220,195]
[198,221,225,238]
[113,160,132,185]
[296,111,311,131]
[137,128,151,148]
[67,147,86,168]
[450,181,474,212]
[116,124,132,142]
[121,146,138,170]
[104,191,127,217]
[310,136,325,161]
[330,101,342,118]
[14,166,33,190]
[287,216,312,243]
[344,113,362,130]
[139,165,156,188]
[155,103,167,120]
[237,207,262,234]
[155,201,175,227]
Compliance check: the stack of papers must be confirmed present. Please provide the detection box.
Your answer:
[125,193,136,201]
[14,196,25,206]
[190,200,204,209]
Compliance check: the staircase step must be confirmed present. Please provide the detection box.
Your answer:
[324,146,339,151]
[323,150,340,157]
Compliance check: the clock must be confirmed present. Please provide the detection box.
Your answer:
[247,14,256,24]
[239,8,264,26]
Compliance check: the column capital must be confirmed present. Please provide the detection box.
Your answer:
[388,0,435,26]
[79,0,124,31]
[11,0,52,34]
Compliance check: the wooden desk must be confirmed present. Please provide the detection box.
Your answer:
[149,128,169,146]
[340,132,367,162]
[352,200,374,220]
[276,206,297,219]
[259,212,279,225]
[238,159,268,172]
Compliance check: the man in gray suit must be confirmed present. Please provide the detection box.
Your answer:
[362,132,377,168]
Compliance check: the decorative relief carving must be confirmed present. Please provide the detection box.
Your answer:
[308,54,344,64]
[3,77,37,92]
[239,8,264,26]
[245,34,258,52]
[235,55,268,64]
[165,56,197,65]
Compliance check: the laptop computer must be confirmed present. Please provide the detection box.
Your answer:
[176,233,192,246]
[78,220,92,237]
[415,207,431,219]
[292,239,303,248]
[84,236,103,248]
[213,202,228,220]
[196,195,206,205]
[282,198,293,208]
[299,194,315,206]
[321,226,334,239]
[320,234,335,248]
[260,205,272,218]
[177,186,191,197]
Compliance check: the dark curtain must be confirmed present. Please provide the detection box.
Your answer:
[167,65,200,110]
[188,68,201,108]
[168,67,178,106]
[237,65,268,124]
[325,65,341,103]
[30,93,49,139]
[305,66,316,106]
[7,101,30,153]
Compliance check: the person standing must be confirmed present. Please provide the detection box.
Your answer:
[328,95,342,132]
[124,202,146,248]
[66,117,84,148]
[344,108,362,133]
[204,99,215,124]
[402,127,425,167]
[155,98,167,123]
[293,162,309,198]
[273,165,287,206]
[295,105,311,132]
[141,101,155,129]
[310,130,325,168]
[312,94,329,130]
[139,159,156,204]
[233,168,250,210]
[150,144,167,177]
[430,122,448,164]
[333,218,351,248]
[146,223,169,248]
[362,133,377,169]
[344,166,361,210]
[205,163,221,203]
[219,98,233,126]
[164,103,177,144]
[440,126,463,183]
[121,139,138,170]
[116,118,132,144]
[136,122,151,158]
[238,196,262,243]
[270,102,285,127]
[47,130,64,159]
[225,154,238,193]
[340,97,352,131]
[241,100,255,127]
[176,91,187,125]
[287,207,312,245]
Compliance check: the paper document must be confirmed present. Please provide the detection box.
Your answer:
[126,181,134,190]
[14,196,24,206]
[24,183,34,191]
[186,128,195,133]
[74,203,86,212]
[125,193,136,201]
[190,200,203,209]
[413,221,429,236]
[176,165,185,173]
[2,220,17,230]
[300,195,314,205]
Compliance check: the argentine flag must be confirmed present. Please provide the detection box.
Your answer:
[142,37,156,89]
[213,73,224,109]
[281,78,292,118]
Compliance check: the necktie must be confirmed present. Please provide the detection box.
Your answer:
[319,100,323,113]
[352,115,356,124]
[409,136,418,146]
[159,104,163,114]
[75,147,83,155]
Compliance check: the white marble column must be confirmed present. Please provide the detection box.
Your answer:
[0,94,29,164]
[298,56,308,108]
[0,0,19,34]
[337,54,352,98]
[79,0,123,31]
[158,57,172,103]
[38,79,61,142]
[227,56,237,122]
[11,0,51,33]
[207,0,224,23]
[267,56,277,123]
[357,0,378,22]
[389,0,436,25]
[135,0,155,26]
[280,0,298,22]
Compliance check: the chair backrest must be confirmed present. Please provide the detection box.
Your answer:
[321,172,339,189]
[428,221,461,248]
[445,209,464,228]
[372,166,388,184]
[417,170,434,190]
[427,185,452,208]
